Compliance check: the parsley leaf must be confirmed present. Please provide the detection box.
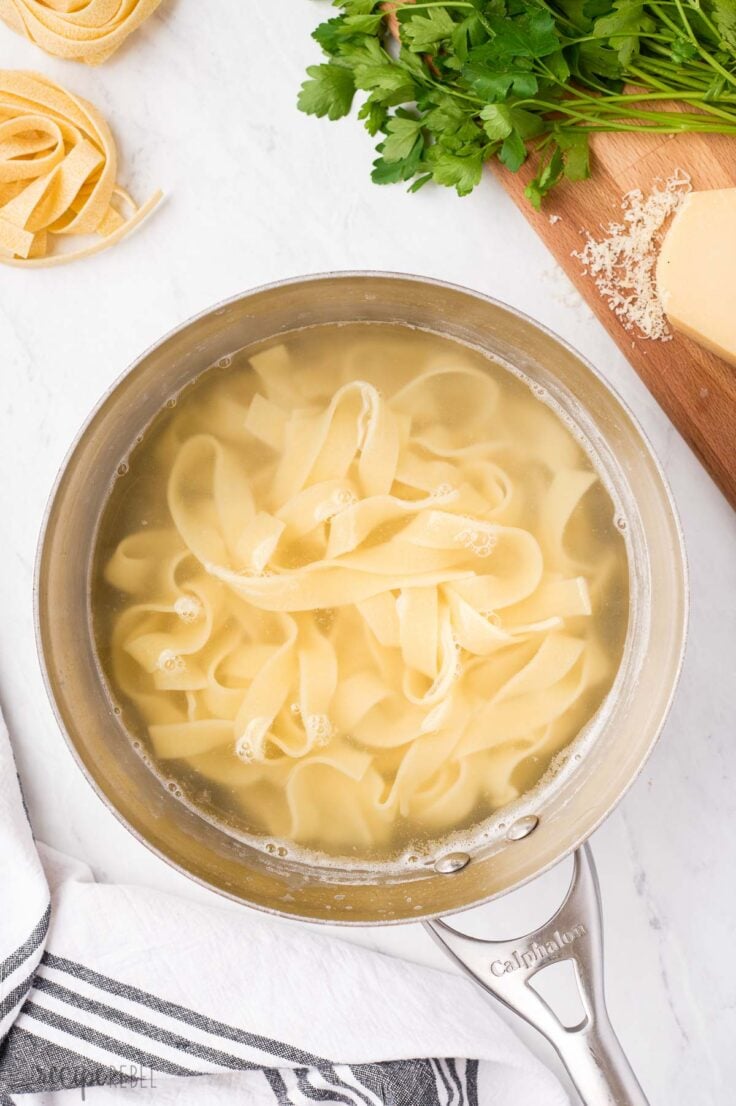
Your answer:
[481,103,544,141]
[710,0,736,50]
[313,13,384,52]
[525,146,564,209]
[482,9,560,61]
[313,18,345,54]
[380,111,424,160]
[593,1,655,65]
[557,130,591,181]
[401,8,457,52]
[479,103,514,140]
[372,111,426,183]
[499,130,527,171]
[464,59,538,101]
[427,146,484,194]
[298,64,356,120]
[670,36,698,63]
[337,0,379,15]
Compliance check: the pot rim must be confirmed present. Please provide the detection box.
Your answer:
[33,270,689,924]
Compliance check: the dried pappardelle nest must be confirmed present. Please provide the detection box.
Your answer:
[0,70,161,266]
[0,0,162,65]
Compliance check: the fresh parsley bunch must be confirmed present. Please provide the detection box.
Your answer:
[298,0,736,205]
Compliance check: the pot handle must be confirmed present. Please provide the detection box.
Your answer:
[424,844,648,1106]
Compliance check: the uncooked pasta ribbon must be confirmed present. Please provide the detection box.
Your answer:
[0,0,162,65]
[104,340,620,852]
[0,70,161,265]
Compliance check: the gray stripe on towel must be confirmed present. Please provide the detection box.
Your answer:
[298,1066,372,1104]
[0,971,37,1027]
[264,1068,291,1105]
[445,1057,465,1105]
[32,975,261,1072]
[0,905,50,982]
[42,951,328,1068]
[466,1059,479,1106]
[21,1000,200,1077]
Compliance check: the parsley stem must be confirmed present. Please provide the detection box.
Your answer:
[664,0,721,43]
[394,1,475,9]
[520,97,736,129]
[638,57,721,90]
[651,0,736,89]
[565,121,736,132]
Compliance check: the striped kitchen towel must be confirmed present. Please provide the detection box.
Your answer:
[0,712,568,1105]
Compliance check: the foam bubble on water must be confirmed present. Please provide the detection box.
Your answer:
[174,595,202,622]
[157,650,185,673]
[454,523,497,558]
[314,487,357,522]
[235,717,269,762]
[431,482,457,502]
[217,355,233,369]
[305,713,333,746]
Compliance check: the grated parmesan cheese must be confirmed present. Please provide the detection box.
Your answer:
[573,170,691,341]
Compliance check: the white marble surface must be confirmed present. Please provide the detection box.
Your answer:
[1,4,735,1103]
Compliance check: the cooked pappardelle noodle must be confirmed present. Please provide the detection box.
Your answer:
[94,325,629,862]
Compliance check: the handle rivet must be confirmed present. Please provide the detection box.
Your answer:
[507,815,539,841]
[434,851,470,874]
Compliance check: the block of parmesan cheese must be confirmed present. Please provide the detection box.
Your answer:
[656,188,736,367]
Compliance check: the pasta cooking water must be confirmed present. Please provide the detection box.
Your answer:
[93,325,629,863]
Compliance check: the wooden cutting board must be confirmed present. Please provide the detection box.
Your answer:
[492,130,736,508]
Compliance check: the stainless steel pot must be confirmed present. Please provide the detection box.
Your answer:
[36,273,687,1106]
